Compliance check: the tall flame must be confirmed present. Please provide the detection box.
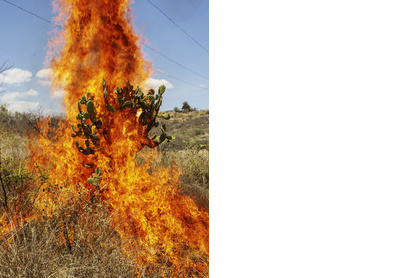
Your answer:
[25,0,208,274]
[50,0,151,119]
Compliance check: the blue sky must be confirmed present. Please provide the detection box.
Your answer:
[0,0,209,113]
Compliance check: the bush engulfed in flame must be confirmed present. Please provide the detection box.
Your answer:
[2,0,209,275]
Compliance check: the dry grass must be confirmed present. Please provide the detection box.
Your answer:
[160,149,209,212]
[152,110,209,152]
[0,218,138,278]
[0,113,29,160]
[135,146,209,212]
[0,109,209,277]
[0,184,208,277]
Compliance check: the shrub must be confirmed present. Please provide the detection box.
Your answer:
[181,101,192,113]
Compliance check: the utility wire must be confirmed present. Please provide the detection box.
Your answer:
[156,69,208,91]
[1,0,62,29]
[145,0,209,53]
[1,0,208,89]
[140,42,208,80]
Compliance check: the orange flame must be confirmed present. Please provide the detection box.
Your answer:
[24,0,208,274]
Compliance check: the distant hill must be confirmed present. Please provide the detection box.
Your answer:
[151,110,209,152]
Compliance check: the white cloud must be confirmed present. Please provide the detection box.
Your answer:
[36,68,53,87]
[144,78,174,91]
[0,68,33,85]
[6,101,40,112]
[1,89,38,102]
[38,80,51,86]
[0,89,39,112]
[25,89,38,96]
[1,92,21,103]
[35,68,52,79]
[52,89,65,98]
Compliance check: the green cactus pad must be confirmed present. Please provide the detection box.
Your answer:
[106,103,115,113]
[160,133,166,142]
[86,100,95,116]
[158,85,166,96]
[121,101,133,109]
[160,113,170,120]
[145,95,155,102]
[153,135,160,144]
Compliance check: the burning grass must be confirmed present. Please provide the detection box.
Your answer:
[0,110,209,277]
[0,183,208,277]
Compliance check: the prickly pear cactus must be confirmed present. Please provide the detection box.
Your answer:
[72,79,174,192]
[100,79,174,145]
[72,91,102,156]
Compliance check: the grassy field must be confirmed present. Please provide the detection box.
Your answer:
[150,110,209,211]
[0,107,209,277]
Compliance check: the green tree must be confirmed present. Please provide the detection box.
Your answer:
[181,101,192,113]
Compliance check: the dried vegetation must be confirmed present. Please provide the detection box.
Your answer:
[0,108,209,277]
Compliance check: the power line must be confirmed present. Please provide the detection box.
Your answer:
[145,0,209,53]
[2,0,207,81]
[140,42,208,80]
[156,69,208,91]
[1,0,208,90]
[1,0,62,29]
